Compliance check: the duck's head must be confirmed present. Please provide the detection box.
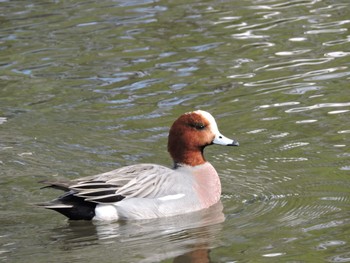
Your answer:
[167,110,238,167]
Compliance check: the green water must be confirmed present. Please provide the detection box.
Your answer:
[1,0,349,262]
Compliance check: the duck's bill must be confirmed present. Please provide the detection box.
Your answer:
[213,133,239,146]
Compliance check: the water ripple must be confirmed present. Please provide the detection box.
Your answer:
[296,119,318,124]
[185,42,223,52]
[280,204,341,227]
[0,117,7,125]
[285,102,350,113]
[265,157,308,163]
[316,240,346,250]
[305,28,348,35]
[325,52,350,58]
[244,67,346,88]
[308,20,350,29]
[303,219,348,232]
[328,110,350,115]
[275,49,311,56]
[323,36,350,46]
[158,94,198,108]
[279,142,309,151]
[238,17,302,31]
[257,101,300,110]
[256,58,332,71]
[232,31,268,40]
[310,3,349,14]
[328,252,350,263]
[304,71,350,81]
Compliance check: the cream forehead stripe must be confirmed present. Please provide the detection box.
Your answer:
[189,110,220,134]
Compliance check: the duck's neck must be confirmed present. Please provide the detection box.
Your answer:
[170,148,207,168]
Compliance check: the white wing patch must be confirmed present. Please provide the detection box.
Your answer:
[158,193,185,201]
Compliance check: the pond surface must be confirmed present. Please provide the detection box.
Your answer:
[1,0,350,262]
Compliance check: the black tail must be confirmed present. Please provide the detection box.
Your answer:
[38,181,96,220]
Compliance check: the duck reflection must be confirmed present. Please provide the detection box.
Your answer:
[173,248,211,263]
[51,202,224,263]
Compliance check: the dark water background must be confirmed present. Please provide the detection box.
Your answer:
[1,0,349,262]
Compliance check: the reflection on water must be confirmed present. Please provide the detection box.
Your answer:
[1,0,350,262]
[46,203,224,263]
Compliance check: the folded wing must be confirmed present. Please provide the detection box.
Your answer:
[39,163,173,220]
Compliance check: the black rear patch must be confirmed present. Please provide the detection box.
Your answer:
[39,181,125,220]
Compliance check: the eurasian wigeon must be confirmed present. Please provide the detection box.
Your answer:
[39,110,239,221]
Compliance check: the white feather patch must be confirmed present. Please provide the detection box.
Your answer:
[94,204,119,221]
[157,193,185,201]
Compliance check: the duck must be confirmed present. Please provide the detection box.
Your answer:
[39,110,239,221]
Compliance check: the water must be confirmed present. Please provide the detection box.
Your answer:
[1,0,349,262]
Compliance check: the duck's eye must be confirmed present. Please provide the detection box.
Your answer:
[190,122,206,130]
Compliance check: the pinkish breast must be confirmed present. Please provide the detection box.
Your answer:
[192,162,222,208]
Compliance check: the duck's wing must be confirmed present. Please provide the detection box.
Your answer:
[48,163,174,204]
